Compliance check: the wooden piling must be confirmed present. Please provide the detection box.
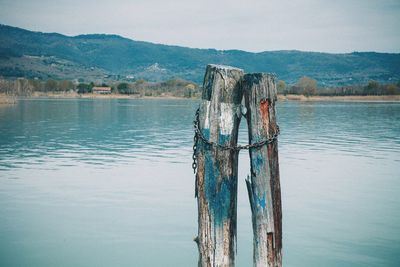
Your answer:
[195,64,244,267]
[243,73,282,267]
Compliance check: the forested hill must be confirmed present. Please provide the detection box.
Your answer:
[0,24,399,85]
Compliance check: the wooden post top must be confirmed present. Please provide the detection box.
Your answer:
[243,73,277,102]
[202,64,244,104]
[206,64,243,72]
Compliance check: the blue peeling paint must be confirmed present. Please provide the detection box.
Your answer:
[200,128,210,151]
[218,133,231,145]
[257,193,266,209]
[250,153,265,175]
[204,149,234,227]
[249,188,266,211]
[202,128,210,139]
[214,177,233,226]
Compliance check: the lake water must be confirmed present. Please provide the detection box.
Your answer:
[0,98,399,267]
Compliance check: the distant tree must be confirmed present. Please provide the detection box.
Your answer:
[133,79,147,94]
[297,76,317,96]
[363,80,379,95]
[117,82,129,94]
[15,78,34,95]
[185,83,196,98]
[45,79,58,92]
[367,80,379,89]
[28,79,43,92]
[386,84,398,95]
[59,80,74,91]
[277,80,286,95]
[135,79,146,86]
[77,83,91,94]
[111,86,118,93]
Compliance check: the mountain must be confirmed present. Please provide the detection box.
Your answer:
[0,24,399,85]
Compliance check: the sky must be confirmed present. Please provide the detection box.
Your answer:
[0,0,399,53]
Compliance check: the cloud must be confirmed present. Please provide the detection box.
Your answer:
[0,0,399,52]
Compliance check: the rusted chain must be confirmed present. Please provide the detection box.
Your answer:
[192,107,280,174]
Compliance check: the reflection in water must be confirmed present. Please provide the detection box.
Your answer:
[1,100,399,168]
[0,99,399,267]
[0,99,195,169]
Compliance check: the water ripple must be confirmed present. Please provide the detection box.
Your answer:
[1,100,399,170]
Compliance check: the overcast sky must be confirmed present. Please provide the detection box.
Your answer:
[0,0,399,53]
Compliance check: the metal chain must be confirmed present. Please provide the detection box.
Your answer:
[192,108,200,173]
[192,107,280,174]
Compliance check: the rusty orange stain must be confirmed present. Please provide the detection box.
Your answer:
[260,99,270,133]
[267,232,275,266]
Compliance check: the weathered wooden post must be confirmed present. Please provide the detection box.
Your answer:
[243,73,282,267]
[194,64,244,266]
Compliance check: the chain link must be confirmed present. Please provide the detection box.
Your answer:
[192,107,280,174]
[192,108,200,173]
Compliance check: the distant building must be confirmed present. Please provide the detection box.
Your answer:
[92,86,111,94]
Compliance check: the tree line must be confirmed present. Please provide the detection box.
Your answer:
[0,78,200,98]
[277,77,400,96]
[1,76,399,97]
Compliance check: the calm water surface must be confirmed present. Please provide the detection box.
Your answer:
[0,99,399,266]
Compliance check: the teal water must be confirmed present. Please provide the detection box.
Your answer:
[0,99,399,266]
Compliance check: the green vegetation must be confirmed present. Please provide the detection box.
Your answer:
[0,78,77,95]
[0,78,200,98]
[117,82,129,94]
[276,80,286,95]
[1,76,398,98]
[112,79,200,97]
[77,83,93,94]
[0,24,399,86]
[279,77,400,96]
[282,76,318,96]
[317,81,400,96]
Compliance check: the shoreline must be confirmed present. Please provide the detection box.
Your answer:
[0,94,17,105]
[7,92,400,102]
[29,92,191,100]
[278,94,400,102]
